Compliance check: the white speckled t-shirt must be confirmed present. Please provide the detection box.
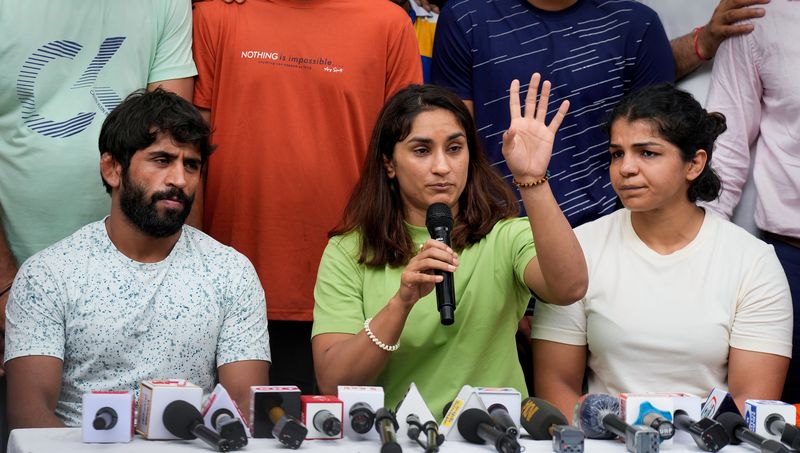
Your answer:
[4,220,270,426]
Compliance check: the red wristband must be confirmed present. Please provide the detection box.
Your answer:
[693,26,711,61]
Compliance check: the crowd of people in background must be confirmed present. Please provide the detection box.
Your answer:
[0,0,796,443]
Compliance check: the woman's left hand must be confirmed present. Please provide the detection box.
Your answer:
[502,73,570,183]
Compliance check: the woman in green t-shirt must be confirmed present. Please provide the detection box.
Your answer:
[312,74,588,414]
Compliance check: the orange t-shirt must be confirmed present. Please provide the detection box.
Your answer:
[192,0,422,321]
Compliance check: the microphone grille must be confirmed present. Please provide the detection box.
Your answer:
[163,400,203,440]
[457,408,493,444]
[426,203,453,232]
[575,394,620,439]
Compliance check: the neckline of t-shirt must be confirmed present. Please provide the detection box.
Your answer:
[521,0,587,19]
[622,208,712,261]
[99,217,185,270]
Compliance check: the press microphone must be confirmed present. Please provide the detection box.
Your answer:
[313,409,342,437]
[673,409,729,452]
[210,409,248,450]
[457,408,521,453]
[641,409,675,441]
[574,394,660,453]
[163,400,232,452]
[765,414,800,450]
[268,405,307,449]
[489,404,518,437]
[407,413,444,452]
[426,203,455,326]
[93,407,118,430]
[350,402,377,434]
[520,398,583,452]
[375,408,402,453]
[717,412,791,453]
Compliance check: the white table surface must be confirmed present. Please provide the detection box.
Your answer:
[8,428,757,453]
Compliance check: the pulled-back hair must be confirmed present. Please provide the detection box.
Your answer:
[331,84,518,267]
[605,84,726,202]
[98,88,214,193]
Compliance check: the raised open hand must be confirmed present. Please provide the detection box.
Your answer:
[502,73,569,185]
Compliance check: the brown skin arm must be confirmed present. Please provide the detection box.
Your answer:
[728,347,788,413]
[147,78,194,102]
[6,356,65,429]
[672,0,768,80]
[532,339,586,423]
[218,360,270,425]
[0,226,17,377]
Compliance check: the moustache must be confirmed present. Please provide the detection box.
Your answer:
[151,188,192,206]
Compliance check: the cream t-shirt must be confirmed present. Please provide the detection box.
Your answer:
[532,209,791,396]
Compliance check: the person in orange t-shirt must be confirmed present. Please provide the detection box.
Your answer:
[192,0,422,392]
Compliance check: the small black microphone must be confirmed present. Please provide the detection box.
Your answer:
[673,410,729,452]
[93,407,118,430]
[488,404,518,438]
[426,203,455,326]
[210,408,248,451]
[717,411,791,453]
[350,402,376,434]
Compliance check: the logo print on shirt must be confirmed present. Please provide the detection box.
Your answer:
[16,37,126,138]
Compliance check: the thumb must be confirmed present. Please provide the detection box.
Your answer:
[502,127,517,152]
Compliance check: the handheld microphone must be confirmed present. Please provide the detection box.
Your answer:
[350,402,377,434]
[163,400,232,452]
[717,412,791,453]
[426,203,455,326]
[268,405,307,449]
[520,398,583,453]
[457,408,521,453]
[673,409,729,452]
[210,409,248,450]
[488,404,518,438]
[407,413,423,441]
[574,394,660,453]
[375,408,402,453]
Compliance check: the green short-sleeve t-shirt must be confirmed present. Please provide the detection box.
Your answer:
[313,217,536,418]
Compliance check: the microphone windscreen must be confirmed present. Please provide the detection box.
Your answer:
[426,203,453,233]
[457,408,493,444]
[574,394,620,439]
[520,397,568,440]
[163,400,203,440]
[716,412,745,445]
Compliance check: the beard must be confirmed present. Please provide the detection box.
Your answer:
[119,175,194,238]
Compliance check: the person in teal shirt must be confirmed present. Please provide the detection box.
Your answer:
[312,74,588,418]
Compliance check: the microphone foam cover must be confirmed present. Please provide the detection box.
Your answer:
[426,203,453,233]
[458,408,493,444]
[716,412,746,445]
[574,394,620,439]
[520,397,568,440]
[163,400,203,440]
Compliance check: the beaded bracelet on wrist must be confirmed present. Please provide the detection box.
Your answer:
[512,170,550,189]
[363,317,399,352]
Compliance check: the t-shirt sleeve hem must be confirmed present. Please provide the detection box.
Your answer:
[217,355,272,367]
[148,65,199,85]
[4,351,64,363]
[311,322,363,339]
[530,326,587,346]
[730,337,792,358]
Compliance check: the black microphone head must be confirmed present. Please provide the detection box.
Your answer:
[442,400,453,418]
[375,408,399,430]
[520,397,568,440]
[457,408,493,444]
[163,400,203,440]
[426,203,453,235]
[716,411,746,445]
[350,402,376,434]
[574,394,620,439]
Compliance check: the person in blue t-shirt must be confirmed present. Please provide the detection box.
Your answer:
[431,0,674,227]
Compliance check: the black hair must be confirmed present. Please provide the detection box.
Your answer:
[605,84,726,202]
[98,88,214,194]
